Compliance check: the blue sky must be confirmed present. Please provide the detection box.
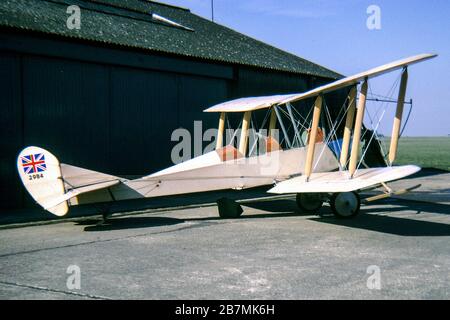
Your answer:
[162,0,449,136]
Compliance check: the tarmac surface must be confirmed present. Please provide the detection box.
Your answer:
[0,170,449,299]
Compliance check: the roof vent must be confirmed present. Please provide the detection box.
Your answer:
[151,13,194,31]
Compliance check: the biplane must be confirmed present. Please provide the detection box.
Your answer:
[17,53,437,220]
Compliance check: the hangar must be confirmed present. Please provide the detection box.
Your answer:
[0,0,342,210]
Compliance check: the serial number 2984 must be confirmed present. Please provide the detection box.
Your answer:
[28,173,44,180]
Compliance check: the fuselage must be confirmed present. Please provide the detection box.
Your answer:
[91,143,339,202]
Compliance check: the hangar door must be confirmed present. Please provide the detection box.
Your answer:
[0,53,228,210]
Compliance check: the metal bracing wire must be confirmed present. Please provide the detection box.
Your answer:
[286,103,302,147]
[354,72,402,174]
[278,102,318,148]
[274,106,292,148]
[291,101,314,127]
[248,112,258,156]
[280,97,337,157]
[362,73,402,167]
[312,95,352,172]
[226,115,243,148]
[356,107,388,172]
[278,107,298,147]
[290,102,315,146]
[248,108,271,156]
[399,99,413,138]
[368,75,401,125]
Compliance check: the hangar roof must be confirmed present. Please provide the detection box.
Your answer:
[0,0,341,79]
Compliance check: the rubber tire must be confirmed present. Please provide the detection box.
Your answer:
[217,198,243,219]
[330,192,361,219]
[296,193,324,213]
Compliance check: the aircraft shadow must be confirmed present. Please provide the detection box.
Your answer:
[78,199,305,232]
[310,213,450,237]
[79,198,450,236]
[186,211,305,223]
[241,199,300,214]
[365,198,450,216]
[242,199,337,218]
[79,216,183,232]
[309,197,450,236]
[80,211,305,232]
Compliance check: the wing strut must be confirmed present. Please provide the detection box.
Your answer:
[388,67,408,165]
[268,108,277,138]
[238,111,251,155]
[216,112,225,150]
[349,79,368,178]
[339,87,357,168]
[304,95,323,181]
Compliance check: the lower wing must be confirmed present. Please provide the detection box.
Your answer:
[268,165,420,194]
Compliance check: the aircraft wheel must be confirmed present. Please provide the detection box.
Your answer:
[217,197,243,219]
[296,193,324,213]
[330,192,361,218]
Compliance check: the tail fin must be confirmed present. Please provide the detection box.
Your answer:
[17,146,68,216]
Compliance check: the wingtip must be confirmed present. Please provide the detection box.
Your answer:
[420,53,438,60]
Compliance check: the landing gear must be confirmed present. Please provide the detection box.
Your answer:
[100,212,112,224]
[95,203,113,225]
[330,192,361,218]
[216,197,243,219]
[296,193,324,213]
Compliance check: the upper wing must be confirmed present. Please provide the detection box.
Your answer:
[203,94,296,113]
[203,53,437,113]
[268,165,420,194]
[278,53,437,105]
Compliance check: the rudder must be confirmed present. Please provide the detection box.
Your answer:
[17,146,68,216]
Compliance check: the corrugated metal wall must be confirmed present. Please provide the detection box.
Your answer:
[231,67,309,98]
[0,33,334,211]
[0,52,23,209]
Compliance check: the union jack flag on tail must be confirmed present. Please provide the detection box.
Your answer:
[21,153,47,174]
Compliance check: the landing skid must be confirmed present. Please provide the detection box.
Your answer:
[362,183,421,203]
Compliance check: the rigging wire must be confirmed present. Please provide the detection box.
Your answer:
[312,95,352,172]
[248,108,271,156]
[399,99,413,137]
[361,73,401,165]
[355,72,401,173]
